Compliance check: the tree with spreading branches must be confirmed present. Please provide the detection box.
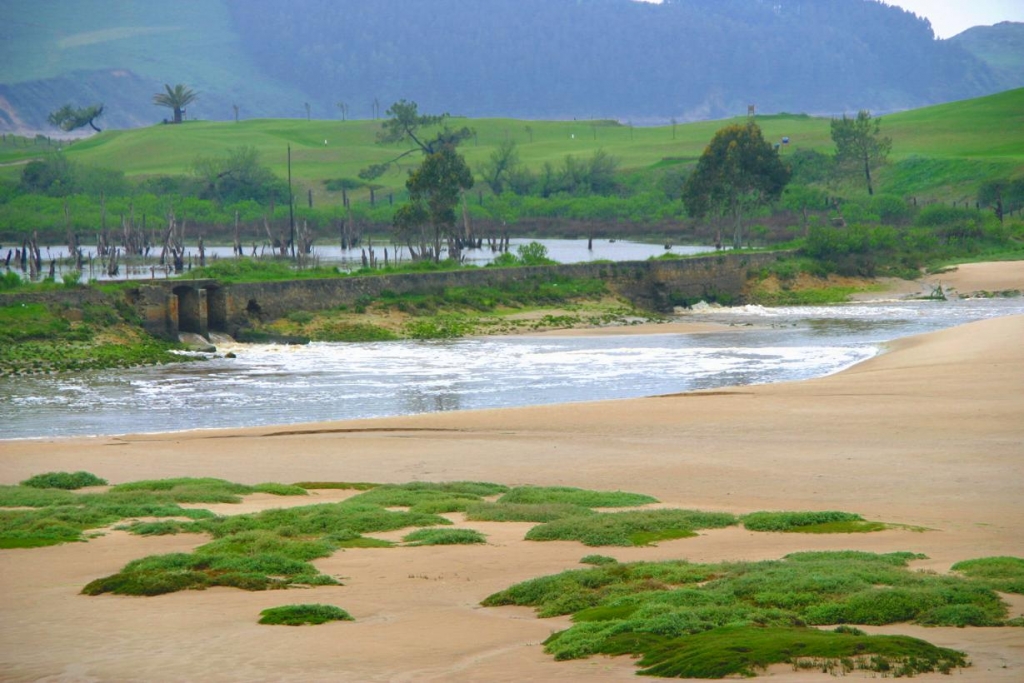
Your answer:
[48,103,104,133]
[369,101,475,261]
[359,100,472,180]
[153,84,198,124]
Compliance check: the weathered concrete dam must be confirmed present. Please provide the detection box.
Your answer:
[133,251,786,340]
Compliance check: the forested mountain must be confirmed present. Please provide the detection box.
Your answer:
[0,0,1018,133]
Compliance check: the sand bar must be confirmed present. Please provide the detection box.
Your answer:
[1,263,1023,681]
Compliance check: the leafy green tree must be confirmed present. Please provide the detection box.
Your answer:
[20,155,76,196]
[394,147,474,262]
[682,122,790,248]
[47,103,104,133]
[977,177,1024,223]
[830,110,891,196]
[192,146,287,205]
[153,84,198,124]
[480,139,521,194]
[782,185,828,236]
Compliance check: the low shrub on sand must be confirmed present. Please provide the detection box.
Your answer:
[403,528,487,545]
[259,604,354,625]
[20,471,107,490]
[741,510,886,533]
[82,552,339,596]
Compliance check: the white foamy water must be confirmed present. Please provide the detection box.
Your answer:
[2,297,1022,440]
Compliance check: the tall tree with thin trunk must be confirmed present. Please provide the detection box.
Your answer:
[831,110,891,196]
[153,84,198,124]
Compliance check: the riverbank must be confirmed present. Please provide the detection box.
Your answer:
[1,263,1022,681]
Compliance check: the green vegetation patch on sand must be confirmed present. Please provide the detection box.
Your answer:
[344,481,507,509]
[195,530,337,562]
[402,528,487,546]
[589,624,968,678]
[498,486,658,508]
[293,481,379,491]
[85,496,456,595]
[465,502,597,523]
[258,604,354,626]
[82,551,338,596]
[952,556,1024,594]
[198,502,451,538]
[483,550,1019,677]
[741,510,887,534]
[524,509,737,547]
[0,484,79,508]
[20,471,108,490]
[110,477,307,504]
[0,480,217,548]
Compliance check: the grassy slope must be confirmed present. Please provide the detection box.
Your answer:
[6,89,1023,203]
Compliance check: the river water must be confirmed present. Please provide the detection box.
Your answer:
[2,296,1022,440]
[14,238,710,283]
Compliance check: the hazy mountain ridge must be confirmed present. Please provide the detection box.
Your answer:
[951,21,1024,90]
[0,0,1020,134]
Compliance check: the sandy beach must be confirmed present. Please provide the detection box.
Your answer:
[1,262,1023,682]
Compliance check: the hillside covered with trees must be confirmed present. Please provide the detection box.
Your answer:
[2,0,1021,133]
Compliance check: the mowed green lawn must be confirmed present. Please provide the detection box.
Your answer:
[7,88,1023,204]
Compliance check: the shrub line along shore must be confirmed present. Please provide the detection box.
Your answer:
[0,261,1022,681]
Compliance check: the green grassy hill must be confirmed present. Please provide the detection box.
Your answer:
[3,88,1022,207]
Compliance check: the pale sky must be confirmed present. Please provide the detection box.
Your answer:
[883,0,1024,38]
[633,0,1024,39]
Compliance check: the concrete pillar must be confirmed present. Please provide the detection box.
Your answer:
[167,293,180,339]
[197,288,209,338]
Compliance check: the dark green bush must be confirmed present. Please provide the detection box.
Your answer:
[402,528,486,545]
[740,510,885,533]
[20,471,108,490]
[259,603,354,625]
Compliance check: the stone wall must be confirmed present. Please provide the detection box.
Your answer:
[221,252,782,336]
[132,252,787,340]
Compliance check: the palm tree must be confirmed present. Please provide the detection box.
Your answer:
[153,84,198,124]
